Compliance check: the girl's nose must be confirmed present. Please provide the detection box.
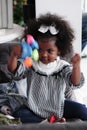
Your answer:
[42,51,48,57]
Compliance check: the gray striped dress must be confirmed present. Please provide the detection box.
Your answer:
[13,58,84,119]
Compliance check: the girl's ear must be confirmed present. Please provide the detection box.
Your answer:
[57,49,61,55]
[57,52,60,56]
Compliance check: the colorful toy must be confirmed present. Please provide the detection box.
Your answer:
[21,41,32,59]
[32,49,39,61]
[49,115,66,123]
[21,34,39,67]
[49,115,56,124]
[27,35,34,44]
[24,57,33,67]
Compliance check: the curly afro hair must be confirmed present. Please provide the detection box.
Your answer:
[26,13,75,57]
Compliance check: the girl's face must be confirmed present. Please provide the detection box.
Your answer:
[38,38,60,64]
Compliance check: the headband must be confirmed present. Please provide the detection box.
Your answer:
[38,25,59,35]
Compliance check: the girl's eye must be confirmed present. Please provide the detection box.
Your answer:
[47,49,54,53]
[39,48,54,54]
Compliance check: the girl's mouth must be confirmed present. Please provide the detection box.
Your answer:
[41,58,49,64]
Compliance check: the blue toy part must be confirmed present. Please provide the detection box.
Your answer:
[21,41,32,59]
[30,40,39,50]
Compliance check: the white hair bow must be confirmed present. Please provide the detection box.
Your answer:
[38,25,59,35]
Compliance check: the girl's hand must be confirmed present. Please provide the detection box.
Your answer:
[71,54,81,68]
[11,44,22,58]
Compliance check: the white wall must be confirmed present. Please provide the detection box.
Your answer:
[35,0,82,54]
[82,0,87,12]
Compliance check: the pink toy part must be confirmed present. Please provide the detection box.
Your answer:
[27,35,34,44]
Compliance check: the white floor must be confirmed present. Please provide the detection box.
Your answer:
[74,45,87,106]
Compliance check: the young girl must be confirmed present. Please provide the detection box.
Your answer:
[7,13,87,123]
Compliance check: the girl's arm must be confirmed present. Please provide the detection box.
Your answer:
[8,44,22,73]
[71,53,81,86]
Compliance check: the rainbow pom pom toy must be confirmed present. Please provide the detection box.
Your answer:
[21,35,39,67]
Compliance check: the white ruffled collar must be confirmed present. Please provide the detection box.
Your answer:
[32,57,69,75]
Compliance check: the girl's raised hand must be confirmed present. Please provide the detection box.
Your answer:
[71,53,81,68]
[11,44,22,58]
